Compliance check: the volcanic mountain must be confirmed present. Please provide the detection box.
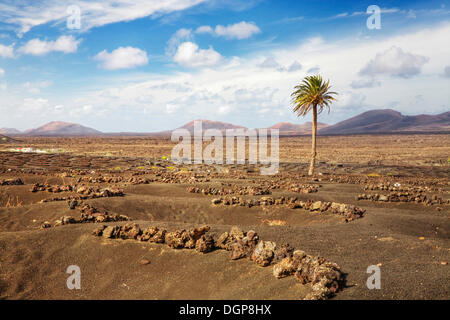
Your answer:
[24,121,102,136]
[0,128,21,135]
[269,122,329,135]
[319,109,450,135]
[12,109,450,137]
[178,120,246,133]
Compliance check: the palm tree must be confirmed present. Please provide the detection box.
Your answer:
[291,75,337,176]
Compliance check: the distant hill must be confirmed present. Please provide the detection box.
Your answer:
[319,109,450,135]
[179,120,246,133]
[0,128,21,135]
[10,109,450,137]
[270,122,329,135]
[170,120,330,136]
[127,120,246,138]
[24,121,102,136]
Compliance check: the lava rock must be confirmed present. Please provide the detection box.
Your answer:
[141,226,159,241]
[151,229,166,243]
[273,257,297,279]
[61,216,77,225]
[119,223,142,239]
[166,229,189,249]
[195,234,215,253]
[67,199,78,210]
[251,241,276,267]
[139,259,151,265]
[0,178,24,186]
[102,226,121,239]
[273,243,294,263]
[310,262,343,295]
[311,201,322,211]
[40,221,51,229]
[92,225,106,236]
[216,232,233,250]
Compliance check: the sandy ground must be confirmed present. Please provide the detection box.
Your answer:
[0,135,449,300]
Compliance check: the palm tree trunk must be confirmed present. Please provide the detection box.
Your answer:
[308,105,317,176]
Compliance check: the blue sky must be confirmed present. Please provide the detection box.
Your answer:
[0,0,449,132]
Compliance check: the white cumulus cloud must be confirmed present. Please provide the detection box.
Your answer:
[195,25,214,34]
[23,80,52,94]
[288,61,302,72]
[19,35,80,56]
[166,28,193,56]
[259,57,302,72]
[260,57,282,69]
[359,46,429,78]
[196,21,260,39]
[0,43,14,58]
[173,42,222,67]
[215,21,260,39]
[94,46,149,70]
[23,97,50,112]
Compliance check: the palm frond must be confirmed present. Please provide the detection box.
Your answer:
[290,74,338,117]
